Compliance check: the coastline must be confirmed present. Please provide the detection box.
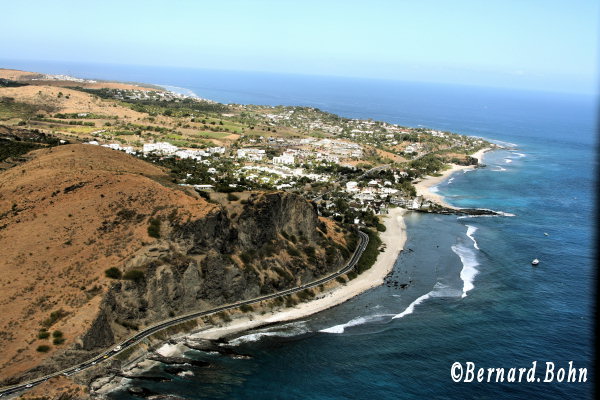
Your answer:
[186,207,407,342]
[413,147,490,209]
[103,207,408,391]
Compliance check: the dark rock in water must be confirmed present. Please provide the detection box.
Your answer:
[182,339,218,352]
[423,206,504,216]
[120,374,172,382]
[400,284,408,289]
[149,354,210,367]
[128,386,159,398]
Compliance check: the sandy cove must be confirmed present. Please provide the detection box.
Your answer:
[413,147,490,209]
[185,207,407,342]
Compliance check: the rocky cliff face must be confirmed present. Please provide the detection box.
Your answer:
[0,144,351,384]
[80,191,350,351]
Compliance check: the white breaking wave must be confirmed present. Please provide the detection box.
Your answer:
[448,177,455,184]
[320,314,392,334]
[452,244,479,297]
[392,292,433,319]
[177,371,194,377]
[429,185,439,193]
[228,321,309,345]
[504,158,513,163]
[322,281,467,332]
[392,281,465,320]
[497,211,516,217]
[465,225,480,250]
[512,152,526,158]
[493,166,507,172]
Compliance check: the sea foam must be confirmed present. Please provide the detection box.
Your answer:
[451,244,479,297]
[391,292,433,319]
[429,282,463,298]
[465,225,480,250]
[320,314,392,334]
[228,321,309,345]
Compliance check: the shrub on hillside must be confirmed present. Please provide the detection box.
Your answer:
[240,304,253,313]
[147,218,161,238]
[37,330,50,339]
[227,192,239,201]
[105,267,122,279]
[42,309,69,328]
[53,337,65,345]
[123,270,145,282]
[36,345,50,353]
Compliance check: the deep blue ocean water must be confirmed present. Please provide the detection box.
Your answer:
[2,60,596,399]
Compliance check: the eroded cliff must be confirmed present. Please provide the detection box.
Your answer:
[0,144,351,384]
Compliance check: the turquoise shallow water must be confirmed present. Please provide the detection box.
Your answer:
[2,60,594,399]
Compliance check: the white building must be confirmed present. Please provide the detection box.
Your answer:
[101,143,136,154]
[143,142,178,155]
[207,146,225,154]
[175,149,202,160]
[237,148,266,161]
[346,181,359,193]
[273,152,295,165]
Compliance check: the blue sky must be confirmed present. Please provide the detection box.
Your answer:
[1,0,598,94]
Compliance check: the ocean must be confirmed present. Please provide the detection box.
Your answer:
[2,60,596,399]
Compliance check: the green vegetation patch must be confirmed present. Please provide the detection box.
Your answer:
[105,267,122,279]
[227,192,239,201]
[0,98,39,120]
[0,140,42,162]
[355,229,382,275]
[194,131,231,139]
[240,304,254,313]
[37,330,50,339]
[53,337,66,345]
[42,309,69,328]
[0,78,28,88]
[147,217,161,238]
[36,345,51,353]
[123,269,145,282]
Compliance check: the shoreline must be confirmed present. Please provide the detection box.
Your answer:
[184,207,407,342]
[413,147,491,209]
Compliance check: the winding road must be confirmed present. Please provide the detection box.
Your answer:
[0,230,369,397]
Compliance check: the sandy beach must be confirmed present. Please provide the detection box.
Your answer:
[413,147,490,209]
[188,207,407,341]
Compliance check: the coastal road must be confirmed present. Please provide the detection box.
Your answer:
[0,231,369,397]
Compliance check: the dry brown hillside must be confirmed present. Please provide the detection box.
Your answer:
[0,144,215,380]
